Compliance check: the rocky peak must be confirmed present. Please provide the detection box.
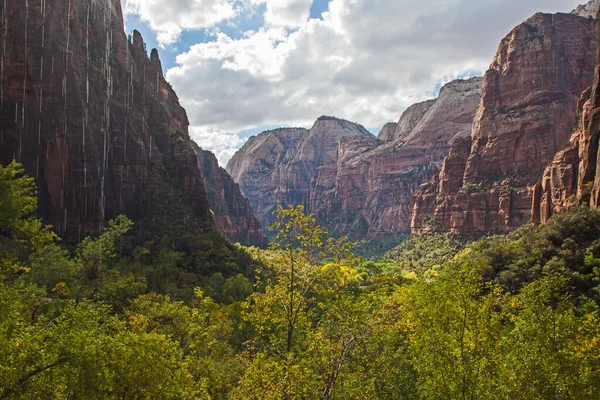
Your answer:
[311,116,372,136]
[379,77,482,147]
[389,99,437,143]
[131,29,147,59]
[150,48,164,77]
[226,117,373,231]
[401,77,483,149]
[377,122,399,142]
[572,0,600,19]
[226,127,308,184]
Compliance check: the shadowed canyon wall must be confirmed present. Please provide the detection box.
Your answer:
[0,0,263,243]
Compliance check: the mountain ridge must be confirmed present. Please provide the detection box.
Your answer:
[228,77,483,238]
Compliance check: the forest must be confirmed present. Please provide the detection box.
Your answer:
[1,160,600,399]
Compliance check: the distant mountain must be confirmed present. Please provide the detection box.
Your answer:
[228,78,482,238]
[313,77,482,237]
[227,116,371,231]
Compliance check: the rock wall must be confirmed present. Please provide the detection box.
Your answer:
[228,78,482,238]
[315,77,482,237]
[533,11,600,223]
[378,99,436,143]
[411,12,596,235]
[194,144,265,246]
[0,0,216,238]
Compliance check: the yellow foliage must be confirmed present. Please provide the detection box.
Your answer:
[52,282,70,297]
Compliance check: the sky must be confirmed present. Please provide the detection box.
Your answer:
[122,0,585,166]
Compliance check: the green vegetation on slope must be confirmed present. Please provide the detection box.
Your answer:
[384,232,465,274]
[1,161,600,399]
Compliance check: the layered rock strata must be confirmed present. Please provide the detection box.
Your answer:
[227,117,371,230]
[314,78,482,237]
[228,78,482,237]
[411,12,596,235]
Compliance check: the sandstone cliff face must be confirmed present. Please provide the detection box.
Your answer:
[227,117,371,231]
[533,12,600,223]
[378,99,436,143]
[193,144,264,246]
[0,0,215,238]
[228,78,482,238]
[314,77,482,237]
[411,12,596,235]
[377,122,398,143]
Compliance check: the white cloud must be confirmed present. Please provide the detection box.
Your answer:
[253,0,313,28]
[158,0,583,164]
[122,0,237,46]
[190,127,246,166]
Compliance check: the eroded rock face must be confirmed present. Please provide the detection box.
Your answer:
[316,77,482,237]
[411,12,596,235]
[534,88,592,224]
[227,117,371,231]
[228,78,482,238]
[378,99,436,143]
[533,11,600,223]
[0,0,215,238]
[377,122,398,143]
[193,144,265,246]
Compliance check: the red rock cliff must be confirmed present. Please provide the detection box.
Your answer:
[0,0,225,240]
[313,78,482,237]
[533,11,600,223]
[411,12,596,235]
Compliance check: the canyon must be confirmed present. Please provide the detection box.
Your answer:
[3,0,600,246]
[228,7,599,239]
[228,78,483,237]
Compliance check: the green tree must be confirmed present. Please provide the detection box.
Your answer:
[267,205,329,353]
[0,161,56,283]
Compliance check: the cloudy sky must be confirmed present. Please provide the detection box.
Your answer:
[122,0,584,166]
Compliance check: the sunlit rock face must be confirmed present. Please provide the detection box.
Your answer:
[228,78,482,238]
[0,0,215,238]
[313,77,483,237]
[227,117,372,232]
[411,12,596,235]
[572,0,600,19]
